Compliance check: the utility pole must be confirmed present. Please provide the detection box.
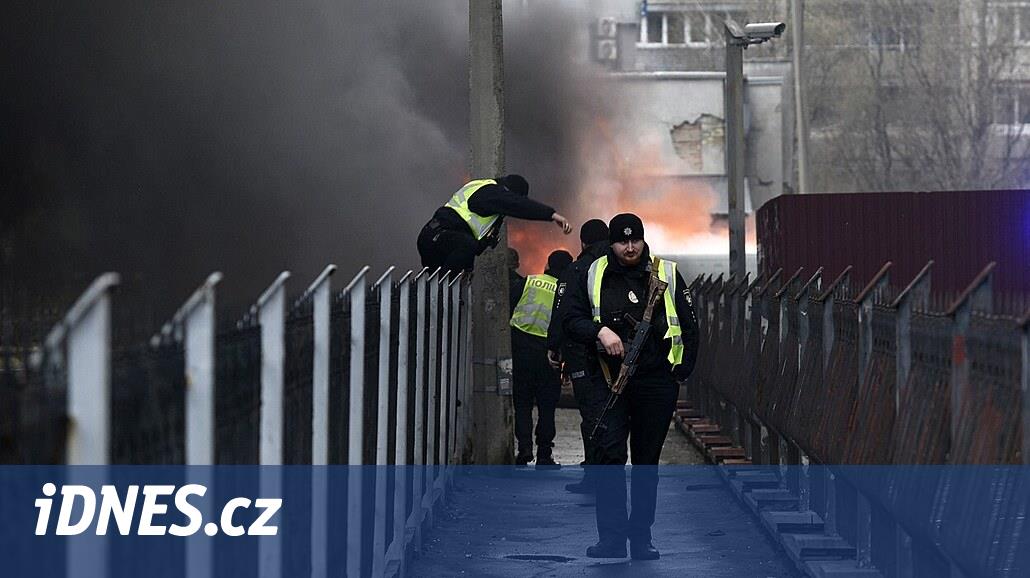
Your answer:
[724,20,785,281]
[725,23,747,282]
[791,0,810,193]
[469,0,515,465]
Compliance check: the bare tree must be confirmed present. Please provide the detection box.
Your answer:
[804,0,1030,192]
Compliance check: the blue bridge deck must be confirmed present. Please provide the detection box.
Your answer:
[408,411,797,577]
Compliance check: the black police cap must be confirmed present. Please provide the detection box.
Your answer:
[579,219,609,245]
[608,213,645,243]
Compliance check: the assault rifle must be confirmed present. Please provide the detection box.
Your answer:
[589,264,668,441]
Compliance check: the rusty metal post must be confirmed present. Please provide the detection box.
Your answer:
[705,276,723,420]
[770,269,803,469]
[787,269,821,499]
[693,276,709,415]
[720,276,736,430]
[816,267,850,538]
[753,270,780,464]
[857,263,891,389]
[889,262,932,578]
[794,269,821,512]
[821,269,851,375]
[729,274,750,447]
[893,262,933,414]
[947,264,995,457]
[854,263,891,569]
[798,269,822,360]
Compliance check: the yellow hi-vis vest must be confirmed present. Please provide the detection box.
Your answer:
[586,256,684,367]
[444,179,501,240]
[510,274,558,338]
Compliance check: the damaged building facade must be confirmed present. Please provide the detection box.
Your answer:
[585,0,794,216]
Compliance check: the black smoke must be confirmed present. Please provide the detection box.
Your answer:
[0,0,608,337]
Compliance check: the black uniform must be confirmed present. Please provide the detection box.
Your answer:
[547,241,610,469]
[562,244,699,545]
[509,271,560,461]
[417,181,556,274]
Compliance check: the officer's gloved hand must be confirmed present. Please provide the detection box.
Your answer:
[547,350,561,370]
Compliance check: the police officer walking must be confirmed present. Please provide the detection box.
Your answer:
[417,175,573,274]
[510,249,574,467]
[561,213,699,560]
[546,219,611,492]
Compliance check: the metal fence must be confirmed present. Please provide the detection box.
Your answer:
[0,265,473,578]
[682,260,1030,577]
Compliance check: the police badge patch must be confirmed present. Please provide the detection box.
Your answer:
[623,227,632,236]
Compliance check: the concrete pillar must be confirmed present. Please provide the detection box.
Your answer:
[790,0,810,193]
[725,25,747,282]
[469,0,515,465]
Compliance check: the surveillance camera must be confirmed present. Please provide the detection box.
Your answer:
[744,22,786,41]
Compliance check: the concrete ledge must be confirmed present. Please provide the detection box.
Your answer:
[806,560,883,578]
[743,489,799,512]
[782,534,856,562]
[676,409,882,578]
[761,511,825,536]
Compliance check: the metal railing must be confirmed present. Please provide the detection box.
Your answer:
[684,260,1030,577]
[2,265,473,578]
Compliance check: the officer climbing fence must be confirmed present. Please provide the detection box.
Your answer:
[0,264,474,578]
[679,260,1030,577]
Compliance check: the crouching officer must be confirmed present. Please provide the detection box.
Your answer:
[417,175,573,274]
[561,213,699,560]
[510,250,574,467]
[546,219,611,492]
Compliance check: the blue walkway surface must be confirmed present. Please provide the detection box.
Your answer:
[409,466,798,577]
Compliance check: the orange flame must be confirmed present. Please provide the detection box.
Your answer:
[509,114,757,273]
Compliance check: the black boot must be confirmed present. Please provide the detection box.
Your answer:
[586,538,627,558]
[535,449,560,470]
[630,539,660,560]
[515,450,533,467]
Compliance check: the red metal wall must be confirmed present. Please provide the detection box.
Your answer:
[757,190,1030,296]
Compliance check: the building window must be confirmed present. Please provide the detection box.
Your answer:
[639,10,719,47]
[667,13,686,44]
[993,4,1030,45]
[688,12,708,44]
[993,85,1030,125]
[643,12,664,43]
